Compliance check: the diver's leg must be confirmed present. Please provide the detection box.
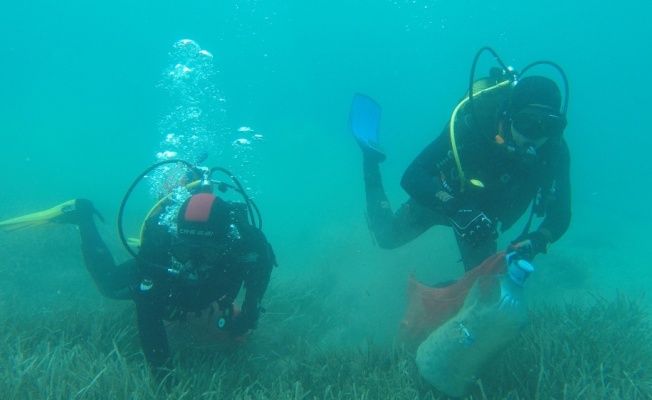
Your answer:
[363,158,394,245]
[68,200,139,300]
[363,159,444,248]
[455,234,498,271]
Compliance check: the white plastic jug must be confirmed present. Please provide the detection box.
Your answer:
[415,260,530,397]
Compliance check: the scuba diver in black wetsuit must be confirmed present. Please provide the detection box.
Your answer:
[0,162,276,383]
[351,47,571,272]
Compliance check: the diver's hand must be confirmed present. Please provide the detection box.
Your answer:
[449,209,497,247]
[508,230,550,261]
[227,312,258,338]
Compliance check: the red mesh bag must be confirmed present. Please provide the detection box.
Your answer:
[399,251,507,347]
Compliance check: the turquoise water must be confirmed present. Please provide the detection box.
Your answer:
[1,0,651,361]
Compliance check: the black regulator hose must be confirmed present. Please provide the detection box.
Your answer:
[117,159,200,259]
[519,60,570,116]
[466,46,570,131]
[468,46,515,131]
[210,166,262,230]
[118,160,263,261]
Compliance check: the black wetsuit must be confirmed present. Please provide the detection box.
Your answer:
[363,104,571,271]
[76,204,275,373]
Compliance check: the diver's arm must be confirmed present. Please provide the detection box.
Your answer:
[401,127,459,214]
[239,230,275,330]
[135,300,173,375]
[537,140,572,244]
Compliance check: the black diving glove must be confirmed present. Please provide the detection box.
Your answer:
[508,230,550,262]
[228,309,259,338]
[449,208,497,247]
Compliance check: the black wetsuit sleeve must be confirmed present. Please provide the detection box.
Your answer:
[538,140,572,243]
[239,229,275,327]
[135,298,172,372]
[400,126,459,215]
[132,211,174,371]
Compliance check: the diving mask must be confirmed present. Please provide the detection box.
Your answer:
[512,105,566,139]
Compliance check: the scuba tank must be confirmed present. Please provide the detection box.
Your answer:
[117,159,262,280]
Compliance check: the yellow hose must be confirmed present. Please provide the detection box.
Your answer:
[132,180,202,248]
[449,80,512,192]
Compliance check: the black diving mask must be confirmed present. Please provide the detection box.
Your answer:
[512,106,566,139]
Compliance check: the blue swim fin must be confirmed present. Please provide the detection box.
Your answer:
[349,93,386,163]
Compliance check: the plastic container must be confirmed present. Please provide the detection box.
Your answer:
[415,255,533,397]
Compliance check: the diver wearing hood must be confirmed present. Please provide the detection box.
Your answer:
[2,189,276,385]
[131,192,275,373]
[356,67,571,271]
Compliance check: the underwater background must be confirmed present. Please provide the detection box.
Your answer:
[1,0,651,398]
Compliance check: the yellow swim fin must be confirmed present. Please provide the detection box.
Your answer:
[0,200,78,232]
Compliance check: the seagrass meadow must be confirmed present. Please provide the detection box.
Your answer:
[2,275,651,399]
